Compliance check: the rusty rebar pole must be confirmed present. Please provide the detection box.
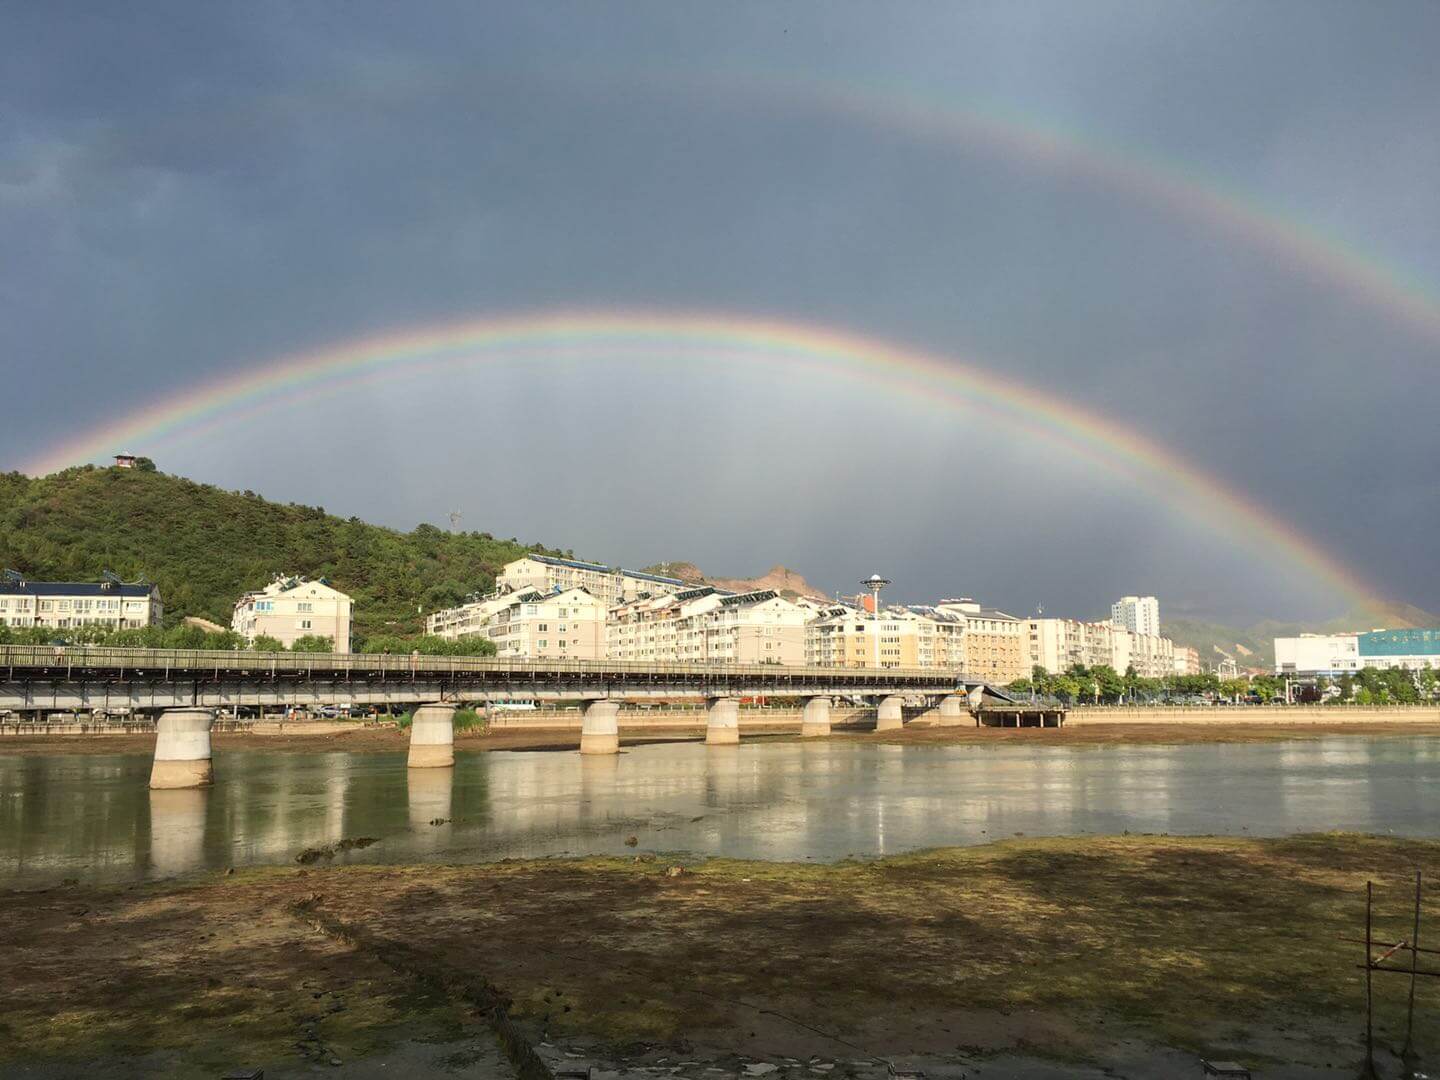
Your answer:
[1402,868,1421,1066]
[1362,879,1377,1080]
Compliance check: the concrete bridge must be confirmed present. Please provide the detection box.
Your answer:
[0,644,1050,787]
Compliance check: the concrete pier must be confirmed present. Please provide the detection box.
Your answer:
[148,708,215,789]
[580,700,621,755]
[936,694,967,727]
[407,703,456,768]
[801,696,832,737]
[875,694,905,732]
[705,697,741,745]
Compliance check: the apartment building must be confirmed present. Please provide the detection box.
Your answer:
[804,605,966,671]
[607,587,808,665]
[426,593,516,640]
[1111,595,1160,638]
[232,576,353,652]
[484,587,607,660]
[497,555,688,608]
[1027,616,1177,679]
[0,575,162,630]
[1173,644,1202,676]
[935,599,1026,683]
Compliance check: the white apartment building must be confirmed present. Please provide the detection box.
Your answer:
[1111,595,1160,638]
[1173,645,1202,676]
[484,587,607,660]
[608,587,809,665]
[0,576,162,630]
[232,576,353,652]
[426,593,516,640]
[497,555,688,608]
[1027,616,1176,679]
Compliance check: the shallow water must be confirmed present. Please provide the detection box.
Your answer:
[2,736,1438,886]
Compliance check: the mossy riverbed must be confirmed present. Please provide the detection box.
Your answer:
[2,833,1436,1077]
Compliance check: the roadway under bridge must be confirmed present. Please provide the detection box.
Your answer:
[0,645,1027,715]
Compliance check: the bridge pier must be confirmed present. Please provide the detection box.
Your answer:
[705,697,740,746]
[407,703,456,768]
[936,694,967,727]
[149,708,215,789]
[580,700,621,755]
[801,696,832,737]
[875,694,905,732]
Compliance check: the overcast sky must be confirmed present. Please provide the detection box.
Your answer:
[3,2,1438,623]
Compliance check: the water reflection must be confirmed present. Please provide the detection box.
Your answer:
[1,736,1438,887]
[148,788,208,877]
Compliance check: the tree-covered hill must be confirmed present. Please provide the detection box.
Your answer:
[0,466,566,641]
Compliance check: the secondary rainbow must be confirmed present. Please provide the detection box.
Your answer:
[20,309,1386,612]
[666,71,1440,345]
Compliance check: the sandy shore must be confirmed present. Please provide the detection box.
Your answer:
[3,834,1434,1078]
[4,718,1440,757]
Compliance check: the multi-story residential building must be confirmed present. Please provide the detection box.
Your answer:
[608,587,809,665]
[935,599,1027,683]
[1274,629,1440,676]
[232,576,353,652]
[805,605,967,671]
[483,587,607,660]
[0,575,162,631]
[1027,616,1177,679]
[1173,645,1202,676]
[426,593,517,640]
[497,555,688,608]
[1111,595,1160,638]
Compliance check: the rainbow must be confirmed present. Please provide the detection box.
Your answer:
[662,72,1440,345]
[19,309,1387,611]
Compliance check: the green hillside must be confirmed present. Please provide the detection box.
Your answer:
[0,466,566,641]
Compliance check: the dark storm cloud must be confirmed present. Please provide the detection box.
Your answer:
[2,1,1438,621]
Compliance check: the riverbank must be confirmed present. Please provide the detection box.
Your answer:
[2,834,1434,1078]
[6,717,1440,756]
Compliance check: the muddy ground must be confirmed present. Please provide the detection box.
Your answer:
[2,835,1436,1078]
[5,718,1440,757]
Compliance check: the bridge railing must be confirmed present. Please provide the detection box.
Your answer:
[0,644,968,685]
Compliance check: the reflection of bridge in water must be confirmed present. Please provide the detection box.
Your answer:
[0,645,1063,788]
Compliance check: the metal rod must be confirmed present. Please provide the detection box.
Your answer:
[1364,880,1375,1079]
[1403,868,1422,1065]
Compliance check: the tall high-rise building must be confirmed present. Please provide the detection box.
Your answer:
[1110,595,1160,638]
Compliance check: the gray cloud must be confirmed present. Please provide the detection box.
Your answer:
[3,1,1438,621]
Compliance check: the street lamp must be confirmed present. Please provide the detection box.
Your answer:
[862,574,890,669]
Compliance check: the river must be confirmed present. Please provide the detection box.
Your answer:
[2,736,1438,887]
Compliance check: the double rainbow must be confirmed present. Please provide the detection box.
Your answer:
[19,310,1387,612]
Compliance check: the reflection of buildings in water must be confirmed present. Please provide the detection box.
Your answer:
[407,766,454,853]
[148,787,209,877]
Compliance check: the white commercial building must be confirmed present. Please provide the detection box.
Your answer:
[497,555,688,608]
[608,587,809,665]
[0,575,162,631]
[232,576,353,652]
[1111,595,1160,638]
[1274,629,1440,676]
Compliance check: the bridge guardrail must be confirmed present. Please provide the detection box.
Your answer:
[0,644,969,686]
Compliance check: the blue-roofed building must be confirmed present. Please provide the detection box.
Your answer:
[1275,629,1440,675]
[0,574,163,631]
